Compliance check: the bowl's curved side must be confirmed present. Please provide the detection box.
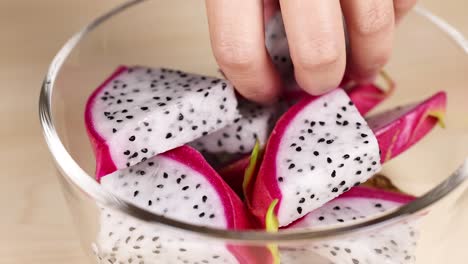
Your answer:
[38,0,468,243]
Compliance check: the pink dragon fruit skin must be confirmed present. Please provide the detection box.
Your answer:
[347,83,392,116]
[336,185,414,204]
[367,91,447,163]
[248,89,445,227]
[160,146,253,229]
[218,155,254,198]
[85,66,127,180]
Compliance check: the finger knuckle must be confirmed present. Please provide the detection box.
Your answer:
[293,39,341,71]
[213,40,258,72]
[355,2,394,37]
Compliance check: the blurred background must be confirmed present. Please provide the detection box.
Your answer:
[0,0,466,263]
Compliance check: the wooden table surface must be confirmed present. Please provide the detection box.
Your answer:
[0,0,466,263]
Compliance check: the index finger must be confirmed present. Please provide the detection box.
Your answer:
[205,0,282,104]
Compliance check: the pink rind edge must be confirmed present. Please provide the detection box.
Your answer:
[371,91,447,163]
[283,186,416,229]
[84,66,128,182]
[338,186,416,204]
[162,145,251,230]
[162,146,258,263]
[253,93,319,218]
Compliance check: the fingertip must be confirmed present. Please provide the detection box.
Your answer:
[293,60,345,96]
[235,71,283,104]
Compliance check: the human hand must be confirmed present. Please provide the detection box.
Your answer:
[205,0,417,103]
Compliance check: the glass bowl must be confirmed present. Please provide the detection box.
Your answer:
[39,1,468,263]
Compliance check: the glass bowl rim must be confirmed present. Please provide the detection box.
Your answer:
[39,0,468,243]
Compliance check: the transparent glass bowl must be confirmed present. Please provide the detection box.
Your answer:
[39,1,468,263]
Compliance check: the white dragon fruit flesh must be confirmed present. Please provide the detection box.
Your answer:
[281,186,419,264]
[85,66,239,180]
[93,206,262,264]
[191,99,279,155]
[265,12,293,82]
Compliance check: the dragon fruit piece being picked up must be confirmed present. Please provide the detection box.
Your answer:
[85,66,239,180]
[248,89,445,227]
[191,100,279,155]
[96,145,265,263]
[265,10,395,109]
[280,186,419,264]
[192,11,391,163]
[265,12,293,82]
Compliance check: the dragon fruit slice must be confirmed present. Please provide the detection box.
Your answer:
[85,66,239,180]
[248,89,445,227]
[94,207,265,264]
[289,186,415,227]
[191,100,278,155]
[217,85,392,196]
[97,145,263,263]
[249,89,381,227]
[367,91,446,162]
[100,145,251,229]
[280,187,419,264]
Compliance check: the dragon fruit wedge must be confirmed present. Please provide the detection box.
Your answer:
[100,145,252,229]
[96,145,266,263]
[280,186,418,264]
[367,91,446,163]
[248,89,445,227]
[85,66,239,180]
[94,206,266,264]
[217,84,393,197]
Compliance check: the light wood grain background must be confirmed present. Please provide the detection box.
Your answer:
[0,0,466,263]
